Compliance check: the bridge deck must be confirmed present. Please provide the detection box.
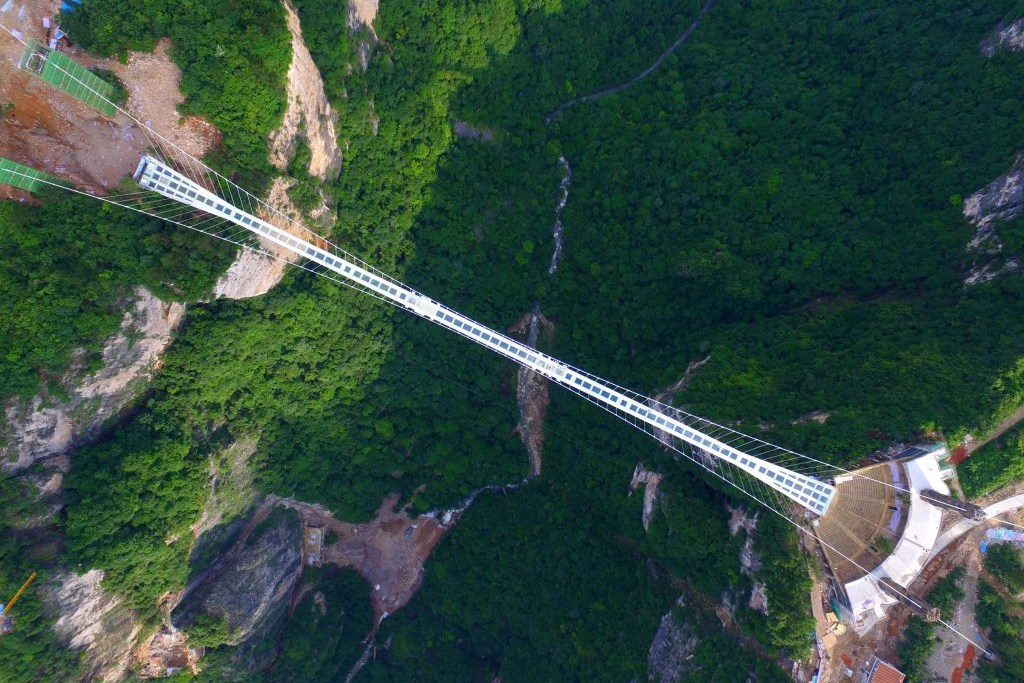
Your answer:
[133,155,837,515]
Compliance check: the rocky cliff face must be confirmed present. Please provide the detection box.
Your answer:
[43,570,141,683]
[629,463,663,532]
[2,288,183,476]
[963,150,1023,286]
[965,21,1024,285]
[212,248,291,301]
[172,507,302,678]
[1,1,371,678]
[647,597,699,683]
[268,0,343,182]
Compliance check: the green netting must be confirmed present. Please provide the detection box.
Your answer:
[0,158,69,193]
[19,40,117,117]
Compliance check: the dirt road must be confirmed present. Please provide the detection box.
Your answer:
[926,537,986,682]
[965,404,1024,455]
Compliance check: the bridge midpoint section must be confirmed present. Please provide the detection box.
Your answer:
[134,155,836,515]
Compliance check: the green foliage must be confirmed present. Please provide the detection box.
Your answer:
[896,616,937,682]
[365,429,676,680]
[534,0,1024,465]
[872,534,896,557]
[39,0,1024,680]
[641,477,742,595]
[975,581,1024,683]
[189,613,233,649]
[63,0,290,184]
[0,194,232,401]
[669,605,791,683]
[291,0,354,104]
[755,515,814,655]
[0,475,82,682]
[983,544,1024,594]
[928,567,966,619]
[960,423,1024,498]
[63,418,210,617]
[259,567,374,682]
[87,67,128,106]
[285,138,323,215]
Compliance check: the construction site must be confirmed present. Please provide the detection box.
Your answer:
[807,441,1024,682]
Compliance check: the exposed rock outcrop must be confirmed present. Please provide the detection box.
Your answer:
[212,249,290,300]
[192,437,259,541]
[629,463,663,532]
[511,309,553,477]
[963,152,1024,285]
[727,506,768,615]
[650,356,711,449]
[981,18,1024,56]
[114,39,221,159]
[268,0,343,181]
[453,121,495,142]
[791,409,831,425]
[348,0,379,69]
[44,570,141,683]
[2,288,184,475]
[173,507,303,650]
[647,597,700,683]
[214,0,345,300]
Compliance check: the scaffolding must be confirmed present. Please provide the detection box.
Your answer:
[18,39,116,116]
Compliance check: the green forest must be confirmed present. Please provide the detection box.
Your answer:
[2,0,1024,681]
[976,545,1024,683]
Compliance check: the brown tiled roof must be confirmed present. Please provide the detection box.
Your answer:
[869,658,906,683]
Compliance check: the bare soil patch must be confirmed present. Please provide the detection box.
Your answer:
[1,2,218,194]
[136,627,202,679]
[264,494,446,621]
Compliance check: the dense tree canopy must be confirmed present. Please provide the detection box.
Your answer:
[3,0,1024,680]
[0,193,231,400]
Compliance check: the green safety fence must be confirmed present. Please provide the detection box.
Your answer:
[0,158,69,193]
[19,39,117,117]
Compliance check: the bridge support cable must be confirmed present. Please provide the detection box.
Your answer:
[0,24,913,510]
[566,382,786,514]
[127,153,840,515]
[593,381,993,653]
[0,28,995,656]
[0,22,930,502]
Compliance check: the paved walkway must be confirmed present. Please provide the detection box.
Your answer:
[926,494,1024,564]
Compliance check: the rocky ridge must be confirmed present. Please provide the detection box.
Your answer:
[2,288,183,475]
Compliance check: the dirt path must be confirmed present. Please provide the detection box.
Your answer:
[925,533,985,681]
[965,403,1024,455]
[545,0,716,123]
